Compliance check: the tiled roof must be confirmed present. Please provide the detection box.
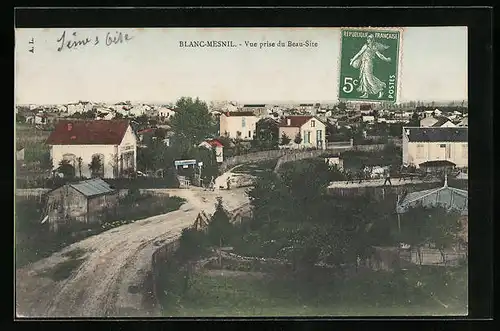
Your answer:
[207,139,224,147]
[404,127,467,142]
[46,120,130,145]
[69,178,115,197]
[279,116,314,128]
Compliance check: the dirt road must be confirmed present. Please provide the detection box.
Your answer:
[16,179,250,317]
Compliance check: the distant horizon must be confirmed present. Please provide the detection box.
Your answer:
[15,27,467,105]
[17,98,468,107]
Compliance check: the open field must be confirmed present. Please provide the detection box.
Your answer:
[230,159,278,176]
[16,124,51,165]
[162,265,468,317]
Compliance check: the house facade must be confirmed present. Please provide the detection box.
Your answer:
[198,139,224,163]
[279,116,326,149]
[44,178,118,232]
[46,119,137,178]
[219,111,259,140]
[402,127,468,169]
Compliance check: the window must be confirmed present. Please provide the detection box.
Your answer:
[462,144,468,159]
[248,131,251,138]
[303,131,311,144]
[446,144,452,158]
[416,144,425,159]
[311,120,316,127]
[241,117,246,128]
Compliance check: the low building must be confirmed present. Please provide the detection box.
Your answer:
[44,178,118,232]
[219,111,259,140]
[402,127,468,169]
[198,139,224,163]
[278,116,326,149]
[362,115,375,123]
[241,104,268,117]
[46,119,137,178]
[324,154,344,170]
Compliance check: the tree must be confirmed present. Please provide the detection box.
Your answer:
[397,205,463,265]
[207,197,233,247]
[255,118,279,150]
[88,155,103,178]
[58,160,75,178]
[408,111,420,126]
[337,101,347,112]
[280,132,291,146]
[76,157,83,178]
[293,132,302,145]
[40,152,53,171]
[169,97,217,148]
[178,227,207,260]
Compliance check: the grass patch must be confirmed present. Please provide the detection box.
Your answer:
[232,159,279,176]
[15,194,185,269]
[40,257,86,281]
[161,265,467,317]
[61,248,87,260]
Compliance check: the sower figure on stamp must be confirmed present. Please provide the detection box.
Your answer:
[350,34,392,99]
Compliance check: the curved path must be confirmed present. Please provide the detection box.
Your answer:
[16,176,250,317]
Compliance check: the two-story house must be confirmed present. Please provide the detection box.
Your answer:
[402,126,468,169]
[46,119,137,178]
[219,111,259,140]
[279,116,326,149]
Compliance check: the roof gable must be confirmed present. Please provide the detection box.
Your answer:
[46,120,130,145]
[279,116,322,128]
[404,127,467,143]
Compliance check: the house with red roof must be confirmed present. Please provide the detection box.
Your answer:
[46,119,137,178]
[278,116,326,149]
[198,139,224,163]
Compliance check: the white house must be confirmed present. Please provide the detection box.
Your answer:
[198,139,224,163]
[420,115,456,128]
[158,107,176,119]
[278,116,326,149]
[46,119,137,178]
[402,126,468,169]
[362,115,375,123]
[219,111,259,140]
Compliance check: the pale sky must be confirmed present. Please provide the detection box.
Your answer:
[15,27,468,105]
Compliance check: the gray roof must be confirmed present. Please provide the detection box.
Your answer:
[396,183,468,216]
[404,127,468,142]
[70,178,115,197]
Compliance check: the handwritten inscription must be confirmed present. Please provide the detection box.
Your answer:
[29,37,35,53]
[56,30,134,52]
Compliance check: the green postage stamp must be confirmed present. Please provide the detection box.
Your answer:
[338,28,401,103]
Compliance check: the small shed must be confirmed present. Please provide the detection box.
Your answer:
[44,178,118,232]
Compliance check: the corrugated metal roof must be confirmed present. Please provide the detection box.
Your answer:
[70,178,115,197]
[396,184,468,216]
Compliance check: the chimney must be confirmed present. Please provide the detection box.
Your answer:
[67,123,73,131]
[287,118,291,126]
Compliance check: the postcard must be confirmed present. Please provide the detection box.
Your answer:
[15,26,468,318]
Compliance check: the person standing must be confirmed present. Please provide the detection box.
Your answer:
[383,167,392,186]
[226,176,231,190]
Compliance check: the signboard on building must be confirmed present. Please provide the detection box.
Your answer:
[174,159,197,167]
